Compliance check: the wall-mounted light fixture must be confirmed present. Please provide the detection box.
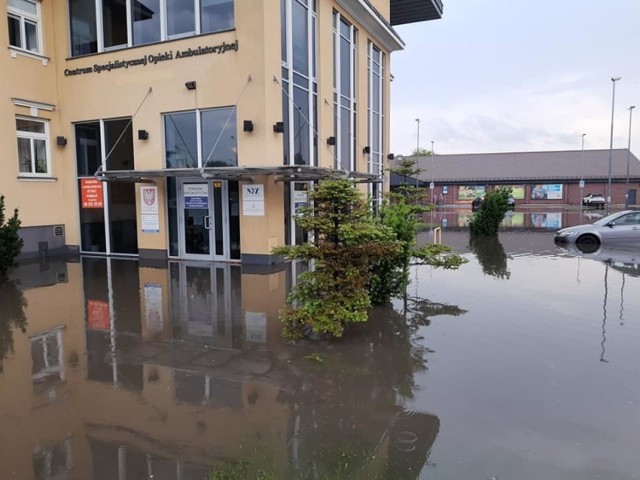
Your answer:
[56,136,67,146]
[326,136,336,146]
[362,146,371,154]
[243,120,254,132]
[387,153,395,160]
[185,81,197,90]
[138,129,149,140]
[273,121,284,133]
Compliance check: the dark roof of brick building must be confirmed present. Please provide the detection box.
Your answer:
[393,149,640,184]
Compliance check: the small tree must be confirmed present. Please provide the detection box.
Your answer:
[273,179,401,339]
[469,188,511,236]
[410,147,433,157]
[0,195,23,275]
[370,196,466,305]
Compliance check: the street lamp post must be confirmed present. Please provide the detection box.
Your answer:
[580,133,586,206]
[625,106,635,208]
[430,140,435,199]
[607,77,621,211]
[415,118,420,187]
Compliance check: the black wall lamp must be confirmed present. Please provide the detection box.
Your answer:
[273,121,284,133]
[326,136,336,146]
[138,129,149,140]
[185,81,197,90]
[362,146,371,154]
[56,136,67,147]
[243,120,254,132]
[387,153,395,160]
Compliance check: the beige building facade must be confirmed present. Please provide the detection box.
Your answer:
[1,0,442,263]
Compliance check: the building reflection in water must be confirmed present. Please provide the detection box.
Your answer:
[0,257,442,480]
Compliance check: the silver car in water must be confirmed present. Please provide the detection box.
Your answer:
[554,210,640,253]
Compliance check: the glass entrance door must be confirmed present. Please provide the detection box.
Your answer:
[179,180,229,261]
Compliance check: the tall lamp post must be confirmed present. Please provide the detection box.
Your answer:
[625,106,635,208]
[607,76,621,211]
[430,140,435,200]
[580,133,586,206]
[415,118,420,186]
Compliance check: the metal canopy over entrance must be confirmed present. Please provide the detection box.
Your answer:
[95,165,380,183]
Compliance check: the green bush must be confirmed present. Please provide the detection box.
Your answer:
[273,179,400,338]
[469,188,511,236]
[0,195,24,275]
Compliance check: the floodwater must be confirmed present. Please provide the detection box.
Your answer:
[1,211,640,479]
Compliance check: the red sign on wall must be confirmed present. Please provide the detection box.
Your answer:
[87,300,110,330]
[81,178,104,209]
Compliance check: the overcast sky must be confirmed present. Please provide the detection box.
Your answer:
[390,0,640,156]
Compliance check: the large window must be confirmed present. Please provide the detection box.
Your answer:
[164,108,237,169]
[16,117,50,176]
[368,42,384,206]
[280,0,317,167]
[333,12,357,171]
[69,0,234,56]
[75,119,138,254]
[7,0,41,54]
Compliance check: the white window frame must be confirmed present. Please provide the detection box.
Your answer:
[281,0,318,168]
[30,328,65,383]
[16,116,51,177]
[72,0,234,56]
[7,0,43,55]
[368,41,384,206]
[333,11,357,172]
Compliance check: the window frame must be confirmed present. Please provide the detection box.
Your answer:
[368,41,384,207]
[7,0,43,54]
[70,0,235,56]
[15,116,51,177]
[162,107,238,169]
[333,11,357,172]
[280,0,318,168]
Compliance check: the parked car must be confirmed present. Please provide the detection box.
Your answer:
[471,196,484,211]
[582,193,606,209]
[554,210,640,253]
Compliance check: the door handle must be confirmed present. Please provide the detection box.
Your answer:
[204,216,211,230]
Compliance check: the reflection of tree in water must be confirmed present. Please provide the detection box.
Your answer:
[469,234,510,279]
[0,277,27,373]
[276,299,466,479]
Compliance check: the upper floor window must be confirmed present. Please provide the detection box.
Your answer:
[333,12,357,171]
[69,0,234,57]
[16,117,50,176]
[368,41,384,208]
[280,0,317,167]
[7,0,41,54]
[164,108,237,168]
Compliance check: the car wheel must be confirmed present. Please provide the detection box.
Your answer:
[576,234,600,254]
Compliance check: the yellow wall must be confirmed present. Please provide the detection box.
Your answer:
[0,259,292,479]
[1,0,394,257]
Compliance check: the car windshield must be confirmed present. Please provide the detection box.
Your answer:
[593,211,631,226]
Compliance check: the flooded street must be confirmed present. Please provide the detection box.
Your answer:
[1,214,640,479]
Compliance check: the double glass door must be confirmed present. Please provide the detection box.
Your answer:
[179,179,230,261]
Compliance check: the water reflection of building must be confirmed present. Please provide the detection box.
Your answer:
[0,258,441,479]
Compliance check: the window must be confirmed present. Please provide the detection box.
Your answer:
[31,329,64,386]
[70,0,234,56]
[7,0,41,54]
[333,12,357,171]
[75,119,138,254]
[164,108,237,169]
[280,0,317,167]
[16,117,50,176]
[368,41,384,207]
